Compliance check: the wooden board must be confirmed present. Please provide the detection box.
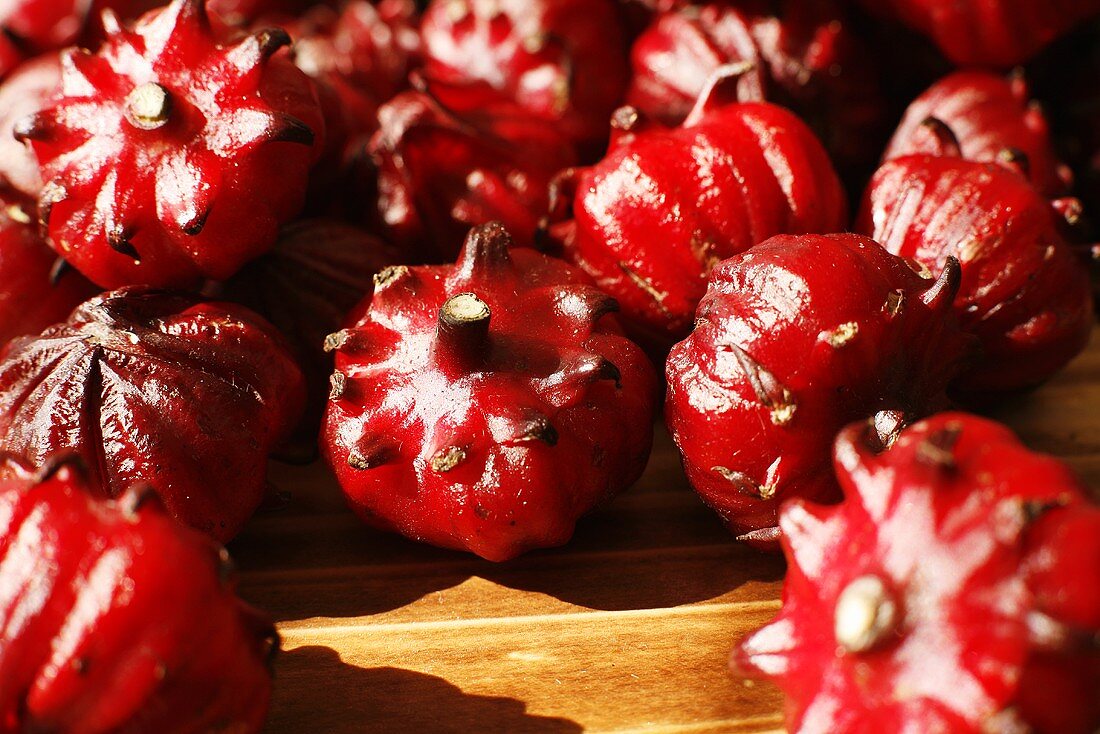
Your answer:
[234,328,1100,734]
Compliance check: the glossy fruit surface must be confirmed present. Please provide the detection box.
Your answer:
[665,233,969,547]
[558,75,846,345]
[627,0,883,173]
[15,0,325,289]
[0,454,276,734]
[0,52,59,197]
[735,412,1100,734]
[0,288,305,541]
[324,222,656,561]
[0,191,97,349]
[419,0,629,150]
[864,0,1100,66]
[860,153,1093,392]
[884,70,1071,197]
[371,89,577,261]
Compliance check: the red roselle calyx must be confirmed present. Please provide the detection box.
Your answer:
[0,288,305,542]
[884,70,1072,197]
[0,191,97,349]
[735,413,1100,734]
[0,454,277,733]
[419,0,629,152]
[14,0,325,289]
[555,68,846,347]
[862,0,1100,67]
[665,234,971,548]
[859,141,1094,393]
[0,53,58,198]
[323,222,657,562]
[370,88,577,261]
[627,0,884,174]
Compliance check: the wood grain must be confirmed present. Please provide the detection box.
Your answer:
[234,329,1100,733]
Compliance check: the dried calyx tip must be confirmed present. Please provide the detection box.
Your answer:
[126,83,172,130]
[457,222,514,276]
[834,575,898,653]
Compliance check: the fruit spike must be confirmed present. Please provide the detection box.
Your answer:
[323,221,657,561]
[736,412,1100,733]
[0,287,305,542]
[0,452,277,732]
[665,234,972,548]
[885,71,1072,196]
[15,0,324,289]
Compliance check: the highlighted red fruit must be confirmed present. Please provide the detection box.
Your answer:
[323,222,657,561]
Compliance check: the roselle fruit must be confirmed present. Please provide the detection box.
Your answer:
[0,288,305,541]
[665,234,970,547]
[0,52,58,197]
[0,453,277,733]
[370,88,577,261]
[323,222,657,562]
[419,0,629,152]
[14,0,325,289]
[735,413,1100,734]
[884,70,1072,197]
[627,0,884,174]
[0,191,97,348]
[555,70,846,346]
[862,0,1100,67]
[221,219,400,444]
[859,144,1093,393]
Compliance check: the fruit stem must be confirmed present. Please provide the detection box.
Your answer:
[126,83,172,130]
[435,292,491,369]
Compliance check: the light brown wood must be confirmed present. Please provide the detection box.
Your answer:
[235,329,1100,733]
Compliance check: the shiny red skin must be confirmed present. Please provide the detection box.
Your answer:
[735,413,1100,734]
[0,455,276,734]
[323,222,657,562]
[884,70,1071,197]
[859,155,1093,393]
[0,53,58,197]
[419,0,629,150]
[665,234,969,548]
[370,89,577,261]
[0,192,97,349]
[0,288,305,541]
[559,93,846,345]
[291,0,419,110]
[221,219,400,440]
[16,0,325,290]
[627,1,883,173]
[864,0,1100,67]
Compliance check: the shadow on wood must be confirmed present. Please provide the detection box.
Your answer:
[269,645,583,733]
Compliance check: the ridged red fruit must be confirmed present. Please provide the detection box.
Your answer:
[323,222,657,561]
[735,413,1100,734]
[0,53,58,197]
[859,148,1093,393]
[0,288,305,541]
[290,0,419,111]
[556,73,846,346]
[665,234,969,547]
[884,70,1071,197]
[863,0,1100,67]
[221,219,400,443]
[14,0,325,289]
[0,454,276,733]
[370,89,577,261]
[0,191,97,349]
[419,0,629,151]
[627,1,883,173]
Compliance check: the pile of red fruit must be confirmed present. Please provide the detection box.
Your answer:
[0,0,1097,730]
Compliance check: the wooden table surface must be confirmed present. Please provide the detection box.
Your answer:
[232,329,1100,734]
